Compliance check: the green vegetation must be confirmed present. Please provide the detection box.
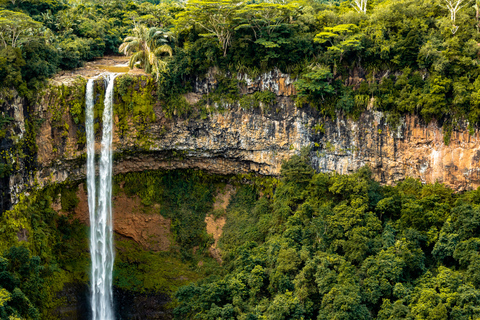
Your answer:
[114,74,156,143]
[1,0,480,128]
[114,237,213,295]
[119,25,173,80]
[0,182,89,319]
[174,155,480,320]
[2,160,480,319]
[45,77,87,151]
[4,0,480,317]
[115,170,223,258]
[0,170,233,318]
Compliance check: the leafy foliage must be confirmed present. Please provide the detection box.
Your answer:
[1,0,480,128]
[0,183,89,319]
[174,156,480,320]
[119,25,172,80]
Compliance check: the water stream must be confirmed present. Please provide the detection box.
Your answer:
[86,73,117,320]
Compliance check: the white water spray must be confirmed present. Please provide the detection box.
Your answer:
[86,73,117,320]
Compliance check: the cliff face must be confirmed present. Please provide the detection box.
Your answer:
[3,69,480,209]
[0,92,27,212]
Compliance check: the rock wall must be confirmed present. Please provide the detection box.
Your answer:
[4,69,480,210]
[0,92,27,212]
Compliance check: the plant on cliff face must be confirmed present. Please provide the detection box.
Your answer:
[294,65,337,111]
[239,90,277,112]
[114,75,156,144]
[174,156,480,320]
[119,25,173,80]
[0,10,42,48]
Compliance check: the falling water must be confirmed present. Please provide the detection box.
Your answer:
[86,73,117,320]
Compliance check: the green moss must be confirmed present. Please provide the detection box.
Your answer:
[163,94,192,119]
[114,237,216,295]
[114,74,156,144]
[219,185,263,253]
[239,90,276,111]
[60,184,79,212]
[46,77,87,150]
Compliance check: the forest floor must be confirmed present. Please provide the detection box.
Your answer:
[50,55,149,85]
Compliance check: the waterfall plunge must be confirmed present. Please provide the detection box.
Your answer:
[86,73,117,320]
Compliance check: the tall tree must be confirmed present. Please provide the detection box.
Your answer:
[444,0,470,34]
[176,0,240,57]
[0,10,41,48]
[119,25,173,80]
[314,24,362,65]
[235,3,293,42]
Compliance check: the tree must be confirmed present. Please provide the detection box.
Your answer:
[176,0,239,57]
[234,2,297,64]
[314,24,362,64]
[0,10,42,48]
[352,0,368,13]
[235,3,294,43]
[443,0,470,34]
[119,25,173,80]
[294,65,336,103]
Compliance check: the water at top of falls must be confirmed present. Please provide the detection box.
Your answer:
[86,73,117,320]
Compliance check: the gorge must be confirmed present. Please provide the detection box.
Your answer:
[2,68,480,319]
[3,0,480,317]
[4,69,480,212]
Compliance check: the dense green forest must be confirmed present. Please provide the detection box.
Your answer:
[3,0,480,318]
[173,154,480,320]
[2,0,480,126]
[2,157,480,319]
[0,170,225,319]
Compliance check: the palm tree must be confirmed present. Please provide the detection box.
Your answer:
[119,25,173,80]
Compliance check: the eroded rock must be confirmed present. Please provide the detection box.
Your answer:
[4,71,480,210]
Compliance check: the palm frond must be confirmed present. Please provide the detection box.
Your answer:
[129,51,144,69]
[154,44,173,56]
[119,25,174,78]
[118,42,128,54]
[148,51,157,65]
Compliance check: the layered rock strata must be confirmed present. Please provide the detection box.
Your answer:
[4,69,480,210]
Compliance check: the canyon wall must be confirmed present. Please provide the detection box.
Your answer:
[3,69,480,210]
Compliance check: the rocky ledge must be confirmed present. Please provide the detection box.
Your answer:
[3,68,480,210]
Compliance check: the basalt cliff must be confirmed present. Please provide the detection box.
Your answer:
[2,69,480,212]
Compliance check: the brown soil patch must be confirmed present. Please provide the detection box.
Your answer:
[205,215,226,263]
[213,184,235,212]
[63,185,171,251]
[114,195,171,251]
[205,215,226,246]
[51,55,150,85]
[205,184,235,262]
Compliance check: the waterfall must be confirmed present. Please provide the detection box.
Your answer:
[86,73,117,320]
